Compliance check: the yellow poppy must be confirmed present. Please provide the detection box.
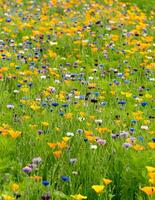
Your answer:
[148,142,155,149]
[11,183,19,192]
[146,166,155,173]
[70,194,87,200]
[103,178,112,185]
[132,144,144,151]
[92,185,105,194]
[140,187,155,195]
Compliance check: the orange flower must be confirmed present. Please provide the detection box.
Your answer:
[57,141,67,149]
[47,143,57,148]
[103,178,112,185]
[148,142,155,149]
[140,187,155,195]
[30,176,42,182]
[148,172,155,180]
[53,150,62,158]
[10,131,21,139]
[96,127,109,134]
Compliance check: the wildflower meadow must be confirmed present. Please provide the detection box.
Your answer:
[0,0,155,199]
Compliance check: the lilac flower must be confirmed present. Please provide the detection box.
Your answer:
[123,143,132,148]
[38,130,43,135]
[111,134,119,139]
[119,131,129,137]
[130,137,136,143]
[96,138,106,145]
[76,129,83,134]
[41,193,51,200]
[6,18,11,22]
[7,104,14,109]
[22,166,32,173]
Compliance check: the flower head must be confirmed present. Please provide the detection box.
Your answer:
[140,187,155,195]
[61,176,70,182]
[11,183,19,192]
[42,180,49,186]
[22,166,32,173]
[103,178,112,185]
[92,185,105,194]
[71,194,87,200]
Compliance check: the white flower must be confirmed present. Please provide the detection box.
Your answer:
[32,157,42,165]
[90,145,97,150]
[72,171,78,175]
[40,75,46,79]
[66,132,74,137]
[88,76,94,80]
[13,90,19,93]
[78,117,85,121]
[141,125,149,130]
[95,119,103,124]
[50,41,58,46]
[54,80,60,83]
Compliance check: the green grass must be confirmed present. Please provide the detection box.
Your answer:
[121,0,155,13]
[0,0,155,200]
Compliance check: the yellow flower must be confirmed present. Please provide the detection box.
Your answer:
[148,142,155,149]
[30,104,40,111]
[11,183,19,192]
[132,144,144,151]
[149,179,155,185]
[140,187,155,195]
[2,195,14,200]
[125,92,132,98]
[92,185,105,194]
[20,87,29,92]
[88,83,96,89]
[103,178,112,185]
[41,122,49,126]
[64,113,73,119]
[63,137,70,142]
[146,166,155,173]
[145,94,152,99]
[48,50,57,58]
[80,112,86,117]
[71,194,87,200]
[9,131,21,139]
[148,172,155,180]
